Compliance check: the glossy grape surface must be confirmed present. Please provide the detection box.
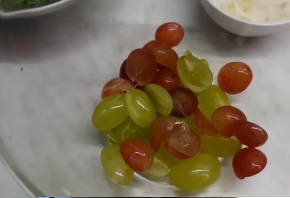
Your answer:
[120,139,154,172]
[152,66,180,90]
[92,94,128,131]
[125,48,157,86]
[232,147,267,179]
[199,135,242,157]
[144,84,173,116]
[211,106,247,137]
[125,89,157,128]
[101,78,134,99]
[143,40,178,72]
[177,53,213,93]
[169,87,198,118]
[170,153,221,191]
[197,85,231,119]
[155,22,184,47]
[218,62,253,94]
[101,145,134,185]
[234,121,268,147]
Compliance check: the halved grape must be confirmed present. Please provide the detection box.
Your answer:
[105,118,150,145]
[152,66,180,90]
[101,145,134,185]
[143,40,178,72]
[170,153,221,191]
[165,123,200,159]
[232,147,267,179]
[169,87,198,118]
[125,48,157,86]
[149,116,178,151]
[199,135,242,158]
[92,94,128,131]
[101,78,134,99]
[120,138,154,173]
[197,84,231,119]
[125,89,157,128]
[177,53,213,93]
[155,22,184,47]
[211,106,247,137]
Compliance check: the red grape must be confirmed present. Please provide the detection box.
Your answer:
[234,121,268,147]
[194,109,218,136]
[125,49,157,86]
[232,147,267,179]
[155,22,184,47]
[169,87,198,118]
[149,116,178,151]
[119,59,129,79]
[143,40,178,72]
[218,62,253,94]
[211,106,247,137]
[152,65,180,90]
[120,139,154,173]
[165,123,200,159]
[101,78,134,99]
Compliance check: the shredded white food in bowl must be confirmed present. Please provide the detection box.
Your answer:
[209,0,290,24]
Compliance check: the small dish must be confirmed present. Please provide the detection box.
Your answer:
[0,0,78,19]
[200,0,290,37]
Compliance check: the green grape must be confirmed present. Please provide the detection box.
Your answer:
[101,145,134,185]
[197,84,231,120]
[144,84,173,116]
[125,89,157,128]
[170,153,221,191]
[177,53,213,93]
[199,135,242,158]
[146,146,180,177]
[104,118,150,145]
[92,94,128,131]
[184,115,199,132]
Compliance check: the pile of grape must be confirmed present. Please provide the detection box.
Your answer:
[92,22,268,191]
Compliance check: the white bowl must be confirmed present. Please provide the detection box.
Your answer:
[200,0,290,37]
[0,0,78,19]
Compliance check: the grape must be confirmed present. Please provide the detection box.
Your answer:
[125,89,157,128]
[155,22,184,47]
[152,66,179,90]
[197,84,231,120]
[149,116,178,151]
[120,139,154,172]
[143,40,178,72]
[177,53,213,93]
[101,145,134,185]
[234,121,268,147]
[119,59,129,79]
[169,87,198,118]
[165,123,200,159]
[105,118,150,145]
[170,153,221,191]
[199,135,242,158]
[218,62,253,94]
[125,48,157,86]
[211,106,247,137]
[92,94,128,131]
[101,78,134,99]
[232,147,267,179]
[193,109,218,135]
[144,84,173,116]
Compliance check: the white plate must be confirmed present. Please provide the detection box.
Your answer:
[0,0,77,19]
[0,0,290,196]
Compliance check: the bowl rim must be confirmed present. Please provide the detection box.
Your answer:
[0,0,78,19]
[204,0,290,27]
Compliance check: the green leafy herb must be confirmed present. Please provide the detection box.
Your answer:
[0,0,60,11]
